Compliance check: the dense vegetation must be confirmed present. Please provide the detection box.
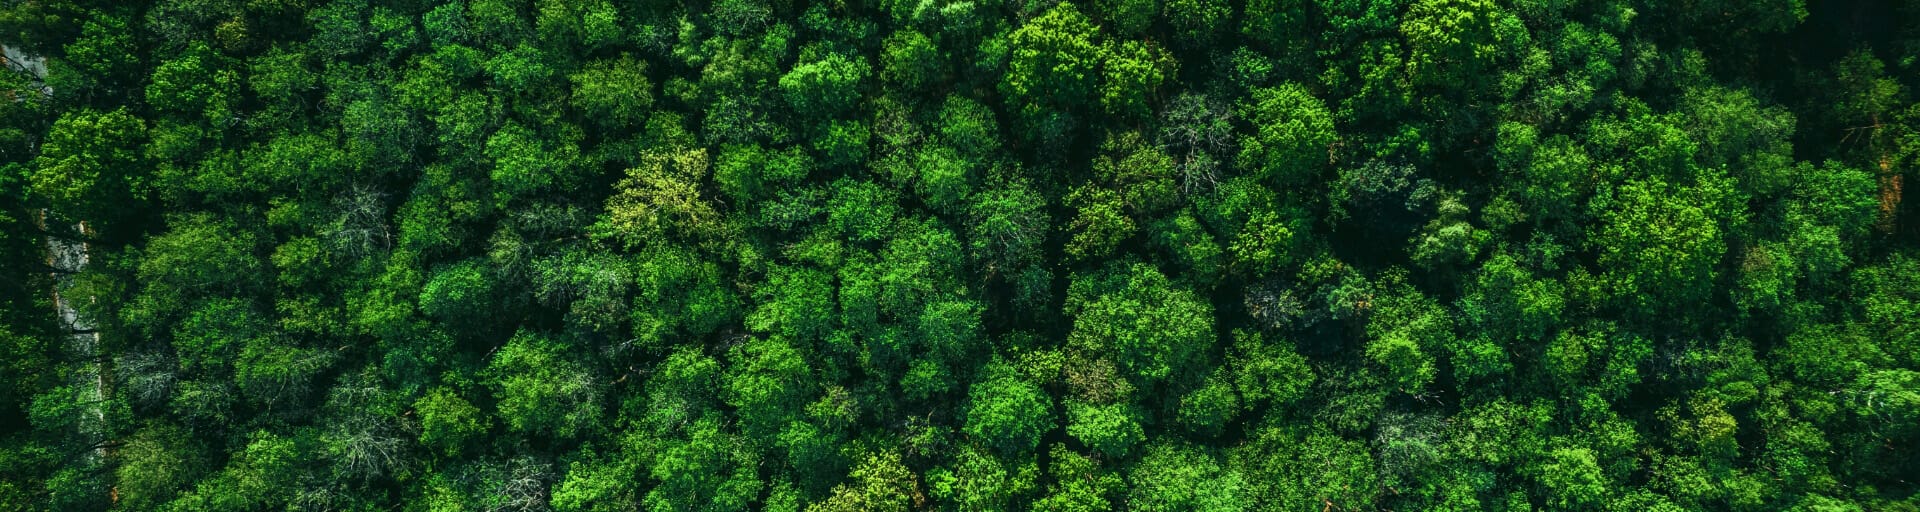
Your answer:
[2,0,1919,510]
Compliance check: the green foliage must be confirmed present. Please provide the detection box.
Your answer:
[115,422,209,510]
[808,451,918,512]
[724,336,813,440]
[146,42,240,124]
[1093,130,1179,215]
[1099,40,1174,120]
[1592,173,1739,318]
[781,51,870,120]
[1064,185,1136,261]
[1162,0,1229,47]
[486,331,604,438]
[415,387,488,457]
[570,55,655,130]
[1002,2,1103,142]
[1238,83,1335,184]
[826,178,898,242]
[1228,330,1313,408]
[632,246,741,350]
[1229,208,1296,276]
[965,359,1055,456]
[1,1,1917,510]
[969,182,1050,271]
[1401,0,1516,89]
[30,108,147,220]
[645,417,763,512]
[1099,0,1156,36]
[418,258,497,325]
[926,445,1041,511]
[1232,425,1380,508]
[1036,444,1123,511]
[880,29,941,90]
[1129,443,1244,511]
[1177,369,1242,437]
[1066,399,1145,457]
[598,146,718,247]
[125,214,263,335]
[1066,263,1214,384]
[715,143,810,202]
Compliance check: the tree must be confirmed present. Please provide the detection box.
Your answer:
[124,215,263,336]
[1065,400,1144,457]
[415,387,488,457]
[965,359,1055,456]
[1159,94,1234,192]
[1002,2,1103,143]
[1065,263,1214,385]
[928,446,1043,509]
[1461,250,1565,344]
[749,264,835,343]
[1153,210,1226,284]
[551,453,643,512]
[157,431,303,511]
[1230,425,1381,509]
[906,299,985,396]
[1064,186,1137,262]
[1035,444,1123,511]
[1129,443,1244,512]
[1093,130,1179,215]
[598,147,719,248]
[1678,86,1796,195]
[488,42,556,93]
[781,51,870,120]
[1496,128,1594,225]
[233,325,332,410]
[645,417,763,512]
[418,258,500,328]
[114,422,210,510]
[30,108,146,221]
[880,29,941,90]
[906,143,976,214]
[525,245,636,335]
[1400,0,1516,89]
[1098,0,1156,36]
[724,336,814,441]
[1242,0,1308,50]
[1228,208,1297,277]
[1228,330,1313,408]
[1362,273,1451,394]
[714,143,810,202]
[570,55,655,131]
[145,42,240,125]
[536,0,623,50]
[1591,174,1738,318]
[2,1,1919,510]
[1532,446,1611,508]
[1162,0,1228,47]
[826,178,899,242]
[968,183,1050,273]
[1238,83,1335,185]
[487,121,584,207]
[1099,40,1174,121]
[631,246,741,352]
[808,451,918,512]
[876,219,966,317]
[938,95,1003,160]
[486,331,604,438]
[320,370,410,482]
[1177,369,1241,437]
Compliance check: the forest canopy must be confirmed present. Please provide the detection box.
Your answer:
[2,0,1920,510]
